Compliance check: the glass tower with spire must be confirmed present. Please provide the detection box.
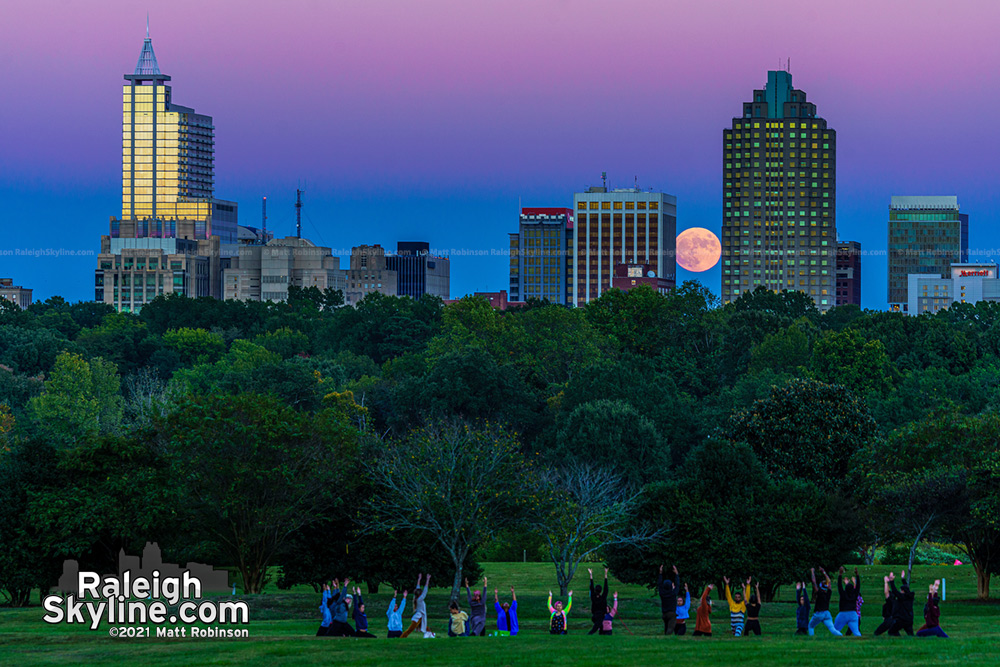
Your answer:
[96,28,238,312]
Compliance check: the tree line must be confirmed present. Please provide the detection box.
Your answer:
[1,283,998,606]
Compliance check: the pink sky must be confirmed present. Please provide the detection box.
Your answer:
[2,0,999,305]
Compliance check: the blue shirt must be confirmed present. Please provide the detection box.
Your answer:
[677,592,692,620]
[387,597,406,632]
[319,590,332,627]
[495,600,519,635]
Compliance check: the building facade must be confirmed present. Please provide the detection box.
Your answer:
[95,30,238,312]
[722,70,837,311]
[0,279,32,309]
[344,245,397,305]
[508,208,573,304]
[907,263,998,315]
[385,241,450,300]
[572,188,676,306]
[836,241,861,307]
[443,290,525,311]
[222,237,345,302]
[888,196,968,312]
[611,263,673,295]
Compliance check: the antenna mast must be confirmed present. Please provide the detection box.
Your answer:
[295,188,304,239]
[262,196,267,243]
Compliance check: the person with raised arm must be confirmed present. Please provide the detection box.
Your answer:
[400,573,433,638]
[386,589,407,638]
[351,586,376,638]
[674,583,692,635]
[599,591,619,635]
[722,575,749,636]
[448,599,470,637]
[657,564,681,635]
[795,581,810,635]
[465,576,488,637]
[807,567,842,636]
[317,581,334,636]
[692,584,714,637]
[916,580,948,638]
[873,574,895,635]
[494,586,519,636]
[547,589,573,635]
[833,566,862,636]
[327,577,357,636]
[744,578,763,636]
[884,570,915,636]
[587,567,610,635]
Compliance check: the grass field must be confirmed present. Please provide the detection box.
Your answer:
[2,562,998,666]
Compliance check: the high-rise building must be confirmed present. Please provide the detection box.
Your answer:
[887,196,968,312]
[836,241,861,307]
[721,71,837,310]
[222,237,346,302]
[95,29,238,312]
[508,207,573,304]
[572,187,676,306]
[344,245,396,305]
[0,279,32,309]
[386,242,450,300]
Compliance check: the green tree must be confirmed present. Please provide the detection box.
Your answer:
[27,353,123,446]
[361,421,538,602]
[552,399,669,487]
[812,329,895,396]
[727,378,878,491]
[162,327,226,366]
[160,393,359,593]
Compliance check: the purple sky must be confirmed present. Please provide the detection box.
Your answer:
[3,0,1000,307]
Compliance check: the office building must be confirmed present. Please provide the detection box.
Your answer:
[722,70,837,310]
[222,237,346,302]
[0,279,32,309]
[888,196,968,312]
[572,187,676,306]
[836,241,861,307]
[95,29,238,312]
[907,263,998,315]
[385,242,450,300]
[508,208,574,304]
[344,245,396,305]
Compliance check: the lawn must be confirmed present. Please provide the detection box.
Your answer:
[1,563,998,666]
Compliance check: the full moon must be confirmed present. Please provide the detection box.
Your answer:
[676,228,722,272]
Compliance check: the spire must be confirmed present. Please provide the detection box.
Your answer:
[134,18,161,76]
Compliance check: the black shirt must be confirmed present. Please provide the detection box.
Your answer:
[813,585,833,613]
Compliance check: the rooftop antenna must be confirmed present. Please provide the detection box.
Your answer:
[295,188,304,239]
[602,171,607,190]
[634,175,638,190]
[146,13,149,39]
[262,196,267,244]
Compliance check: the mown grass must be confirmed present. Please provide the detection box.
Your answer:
[1,563,997,666]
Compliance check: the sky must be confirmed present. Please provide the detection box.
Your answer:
[2,0,1000,308]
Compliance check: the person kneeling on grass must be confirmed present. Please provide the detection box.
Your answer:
[466,576,488,637]
[599,592,619,635]
[448,600,470,637]
[494,586,519,636]
[327,578,357,637]
[916,580,948,638]
[833,566,862,637]
[317,583,334,636]
[548,590,573,635]
[351,587,376,638]
[693,584,714,637]
[386,590,407,638]
[675,584,692,635]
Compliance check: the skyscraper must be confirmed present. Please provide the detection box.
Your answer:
[572,186,677,306]
[887,196,968,312]
[95,28,238,312]
[721,71,837,310]
[508,207,573,305]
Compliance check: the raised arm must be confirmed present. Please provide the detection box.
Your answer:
[483,576,488,601]
[604,568,609,596]
[610,592,618,616]
[511,586,516,602]
[838,567,845,595]
[565,592,573,614]
[466,578,472,607]
[810,568,818,591]
[547,591,555,613]
[418,576,430,602]
[854,567,861,593]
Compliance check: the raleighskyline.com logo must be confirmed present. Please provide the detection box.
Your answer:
[41,543,250,638]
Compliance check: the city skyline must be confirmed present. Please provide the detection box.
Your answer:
[3,0,999,308]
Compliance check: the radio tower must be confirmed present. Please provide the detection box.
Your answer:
[295,188,304,239]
